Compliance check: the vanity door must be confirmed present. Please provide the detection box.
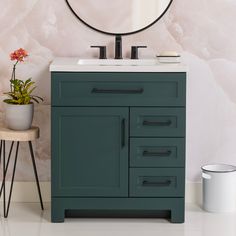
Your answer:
[52,107,129,197]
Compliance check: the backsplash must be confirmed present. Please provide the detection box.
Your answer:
[0,0,236,182]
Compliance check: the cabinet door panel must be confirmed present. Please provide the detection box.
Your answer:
[52,107,129,197]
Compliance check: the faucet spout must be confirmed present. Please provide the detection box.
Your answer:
[115,35,123,59]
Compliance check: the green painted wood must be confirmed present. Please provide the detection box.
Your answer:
[130,138,185,167]
[51,72,186,107]
[52,107,129,197]
[129,168,185,197]
[171,199,185,223]
[51,71,186,223]
[130,107,186,137]
[51,199,65,223]
[51,197,185,223]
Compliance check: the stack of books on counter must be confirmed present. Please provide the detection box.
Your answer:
[157,51,181,63]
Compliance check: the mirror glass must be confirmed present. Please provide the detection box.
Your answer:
[66,0,172,35]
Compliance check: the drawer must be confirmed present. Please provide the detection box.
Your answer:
[129,168,185,197]
[130,108,185,137]
[52,72,186,106]
[130,138,185,167]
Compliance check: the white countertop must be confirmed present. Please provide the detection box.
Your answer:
[50,57,187,72]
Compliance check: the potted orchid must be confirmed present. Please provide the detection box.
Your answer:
[3,48,43,130]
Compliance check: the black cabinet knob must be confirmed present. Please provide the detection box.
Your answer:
[131,46,147,59]
[91,46,107,59]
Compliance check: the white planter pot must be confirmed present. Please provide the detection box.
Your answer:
[4,103,34,130]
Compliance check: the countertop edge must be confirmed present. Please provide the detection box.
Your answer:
[49,57,188,73]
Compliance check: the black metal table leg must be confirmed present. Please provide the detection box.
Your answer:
[28,141,44,210]
[0,139,43,217]
[0,141,14,198]
[3,140,6,217]
[4,141,19,218]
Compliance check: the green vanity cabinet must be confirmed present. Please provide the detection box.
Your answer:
[51,71,186,223]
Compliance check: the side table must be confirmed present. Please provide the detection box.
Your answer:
[0,126,44,217]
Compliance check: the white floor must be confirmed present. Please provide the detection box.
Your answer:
[0,203,236,236]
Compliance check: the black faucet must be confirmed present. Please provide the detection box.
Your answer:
[115,35,123,59]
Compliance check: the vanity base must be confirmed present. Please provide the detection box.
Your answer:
[51,197,185,223]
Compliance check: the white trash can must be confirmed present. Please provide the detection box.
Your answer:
[202,164,236,213]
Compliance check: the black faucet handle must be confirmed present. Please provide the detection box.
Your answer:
[115,35,123,60]
[91,46,107,59]
[131,46,147,59]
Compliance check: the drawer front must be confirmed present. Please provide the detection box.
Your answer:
[130,168,185,197]
[52,72,186,106]
[130,108,185,137]
[130,138,185,167]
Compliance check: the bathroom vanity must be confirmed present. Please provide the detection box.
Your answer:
[50,58,187,223]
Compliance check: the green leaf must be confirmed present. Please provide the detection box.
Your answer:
[3,99,16,104]
[25,81,35,91]
[24,96,31,104]
[31,97,40,103]
[28,86,36,95]
[32,95,44,101]
[24,78,32,86]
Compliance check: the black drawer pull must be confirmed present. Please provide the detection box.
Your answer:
[142,180,171,187]
[121,119,126,148]
[92,88,144,94]
[142,120,172,126]
[143,150,171,157]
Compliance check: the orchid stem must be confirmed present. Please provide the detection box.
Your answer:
[10,61,18,92]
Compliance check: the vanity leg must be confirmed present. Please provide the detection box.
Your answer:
[170,202,185,223]
[171,209,185,223]
[51,199,65,223]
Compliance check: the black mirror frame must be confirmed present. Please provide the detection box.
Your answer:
[65,0,173,36]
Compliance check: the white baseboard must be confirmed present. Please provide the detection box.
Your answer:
[185,182,202,205]
[0,182,51,203]
[0,182,202,204]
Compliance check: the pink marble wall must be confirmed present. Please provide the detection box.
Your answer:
[0,0,236,182]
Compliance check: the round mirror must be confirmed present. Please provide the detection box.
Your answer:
[65,0,173,35]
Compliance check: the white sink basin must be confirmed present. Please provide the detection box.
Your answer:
[78,59,157,66]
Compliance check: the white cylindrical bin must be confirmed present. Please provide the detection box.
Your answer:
[202,164,236,213]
